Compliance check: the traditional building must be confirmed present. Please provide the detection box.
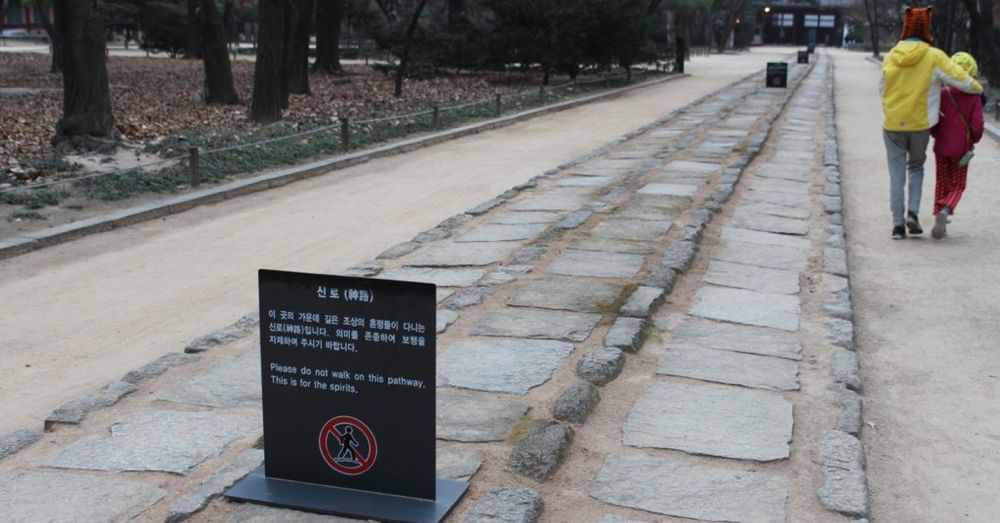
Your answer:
[1,0,53,36]
[753,0,854,47]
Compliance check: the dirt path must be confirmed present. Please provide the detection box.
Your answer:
[0,49,792,435]
[833,48,1000,521]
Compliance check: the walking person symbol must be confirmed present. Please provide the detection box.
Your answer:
[336,426,361,464]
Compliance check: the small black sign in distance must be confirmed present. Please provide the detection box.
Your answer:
[227,269,467,523]
[766,62,788,88]
[798,51,809,64]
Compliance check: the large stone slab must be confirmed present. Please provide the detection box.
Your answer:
[470,309,601,341]
[704,260,800,295]
[455,224,548,243]
[660,160,719,174]
[379,267,485,287]
[167,448,264,523]
[406,241,520,267]
[437,445,482,482]
[45,411,261,474]
[554,175,616,187]
[158,350,261,408]
[227,505,359,522]
[691,286,801,332]
[437,337,574,394]
[591,453,788,523]
[744,188,810,208]
[756,163,813,182]
[465,487,543,523]
[731,210,810,236]
[590,219,672,242]
[490,211,563,225]
[623,382,793,461]
[511,190,592,211]
[750,178,811,196]
[0,471,166,523]
[507,277,623,312]
[546,249,645,278]
[637,183,699,197]
[712,240,808,272]
[721,226,811,249]
[569,238,656,255]
[668,320,801,360]
[437,393,530,442]
[659,347,799,390]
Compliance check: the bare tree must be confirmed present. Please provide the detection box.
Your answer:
[961,0,1000,86]
[862,0,881,58]
[313,0,346,73]
[33,0,62,73]
[393,0,430,98]
[52,0,114,151]
[286,0,312,94]
[199,0,240,104]
[251,0,290,123]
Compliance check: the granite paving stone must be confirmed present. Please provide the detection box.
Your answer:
[555,210,593,229]
[836,387,864,436]
[444,286,491,309]
[379,267,485,287]
[555,175,616,187]
[831,347,862,391]
[158,350,260,408]
[45,410,262,474]
[744,188,810,208]
[690,286,801,332]
[455,224,548,243]
[659,347,800,390]
[490,211,563,225]
[406,241,520,267]
[576,347,625,385]
[470,309,601,341]
[437,309,460,334]
[0,428,40,460]
[637,183,700,197]
[591,453,788,523]
[227,505,359,522]
[591,219,673,242]
[623,382,793,461]
[437,393,530,442]
[751,178,811,195]
[756,164,813,182]
[635,194,693,212]
[547,249,645,278]
[713,240,808,272]
[122,352,200,384]
[601,516,646,523]
[507,277,623,312]
[437,287,457,303]
[508,423,574,481]
[437,445,482,482]
[166,449,264,523]
[553,381,601,423]
[437,337,575,393]
[660,160,720,174]
[609,203,679,222]
[818,431,869,518]
[511,190,592,211]
[569,238,656,255]
[660,240,697,272]
[620,286,665,318]
[45,380,137,428]
[704,260,800,295]
[0,471,166,523]
[731,209,810,236]
[825,246,849,276]
[604,317,647,353]
[465,487,543,523]
[826,318,855,350]
[721,226,811,249]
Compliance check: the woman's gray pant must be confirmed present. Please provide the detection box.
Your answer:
[883,129,930,226]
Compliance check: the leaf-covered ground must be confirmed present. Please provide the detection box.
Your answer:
[0,53,541,168]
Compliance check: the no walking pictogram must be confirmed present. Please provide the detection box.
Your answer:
[319,415,378,476]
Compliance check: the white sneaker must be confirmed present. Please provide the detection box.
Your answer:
[931,209,948,239]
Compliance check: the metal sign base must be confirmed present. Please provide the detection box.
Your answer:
[226,465,468,523]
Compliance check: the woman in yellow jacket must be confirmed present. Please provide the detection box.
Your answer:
[881,7,982,239]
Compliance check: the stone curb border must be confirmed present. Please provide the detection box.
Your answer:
[819,56,871,522]
[0,73,691,262]
[0,65,771,464]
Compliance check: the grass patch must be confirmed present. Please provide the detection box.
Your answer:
[7,210,46,222]
[0,189,68,208]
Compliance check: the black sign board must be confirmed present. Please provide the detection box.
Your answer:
[228,270,466,523]
[766,62,788,88]
[798,51,809,64]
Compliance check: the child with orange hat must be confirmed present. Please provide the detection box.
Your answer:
[929,52,985,238]
[880,7,983,239]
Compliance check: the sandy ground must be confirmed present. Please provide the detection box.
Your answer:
[0,48,791,435]
[833,48,1000,522]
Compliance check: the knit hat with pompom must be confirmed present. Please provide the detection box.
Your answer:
[900,7,934,46]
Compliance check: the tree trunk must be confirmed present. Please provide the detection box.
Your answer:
[676,7,691,61]
[933,0,956,54]
[313,0,345,73]
[718,0,747,53]
[447,0,463,32]
[223,0,236,46]
[962,0,1000,86]
[251,0,289,123]
[52,0,114,150]
[393,0,430,98]
[36,1,62,74]
[863,0,880,58]
[186,0,202,59]
[199,0,239,104]
[286,0,312,94]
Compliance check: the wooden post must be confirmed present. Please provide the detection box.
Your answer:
[188,147,201,187]
[340,117,350,151]
[494,93,502,117]
[432,105,440,129]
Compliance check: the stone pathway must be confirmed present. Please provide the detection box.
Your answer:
[0,52,868,523]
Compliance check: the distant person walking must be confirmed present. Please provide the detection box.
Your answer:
[880,7,982,240]
[930,52,985,238]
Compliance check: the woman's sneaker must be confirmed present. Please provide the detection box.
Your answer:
[892,225,906,240]
[906,211,923,235]
[932,208,949,239]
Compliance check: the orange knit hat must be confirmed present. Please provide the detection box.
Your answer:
[900,7,935,46]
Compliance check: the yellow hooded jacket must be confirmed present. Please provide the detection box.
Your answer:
[881,41,983,131]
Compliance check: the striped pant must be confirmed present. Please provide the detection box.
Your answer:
[934,155,969,215]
